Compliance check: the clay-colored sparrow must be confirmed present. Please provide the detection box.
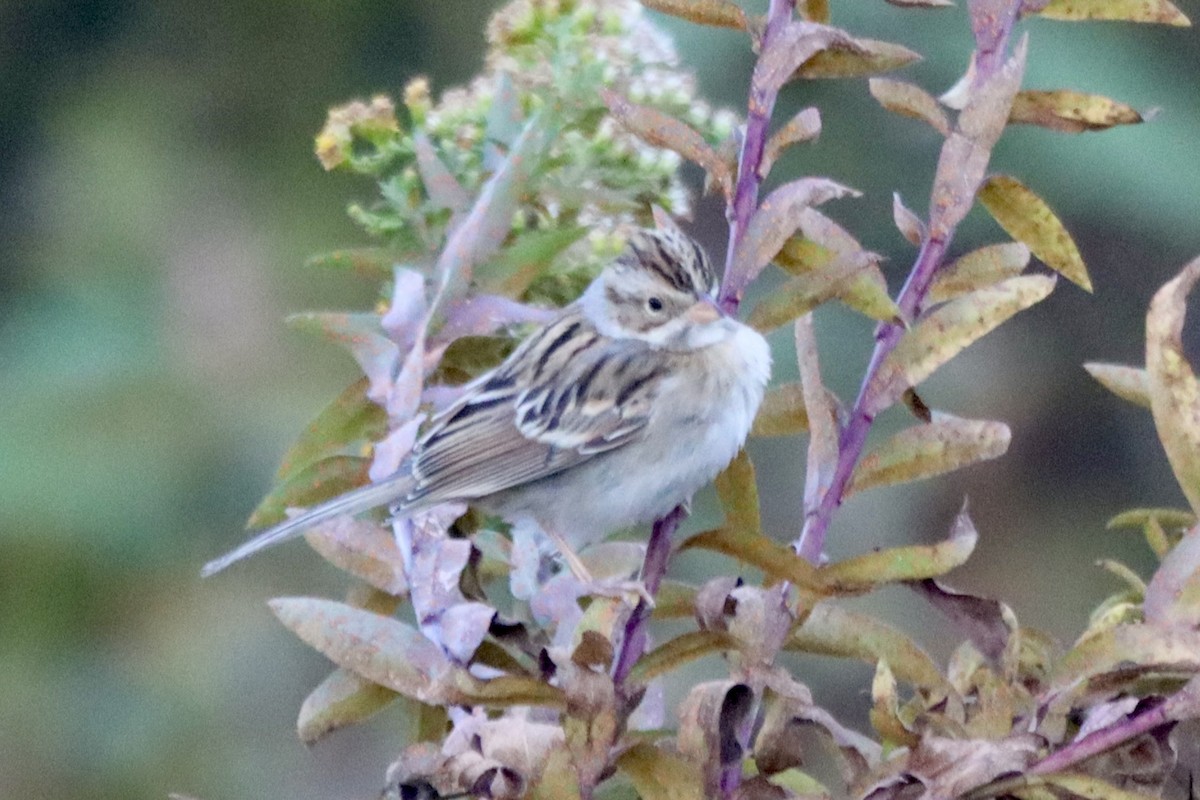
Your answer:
[203,228,771,579]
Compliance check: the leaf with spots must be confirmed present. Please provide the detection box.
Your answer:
[928,242,1030,304]
[978,175,1091,291]
[1010,90,1143,133]
[1036,0,1189,24]
[247,456,371,529]
[848,414,1011,495]
[869,77,951,136]
[1084,363,1151,408]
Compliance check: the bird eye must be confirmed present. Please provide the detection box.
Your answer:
[647,296,664,312]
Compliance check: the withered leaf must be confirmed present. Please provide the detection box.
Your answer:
[1084,363,1151,408]
[287,312,399,406]
[1036,0,1190,24]
[892,192,926,246]
[929,242,1030,304]
[1052,624,1200,698]
[748,255,871,331]
[617,742,707,800]
[911,576,1015,664]
[848,415,1011,495]
[869,78,951,136]
[868,275,1056,413]
[870,660,919,747]
[1010,89,1143,133]
[754,22,853,95]
[928,37,1027,239]
[298,667,398,745]
[677,681,755,794]
[1146,258,1200,514]
[602,89,732,197]
[797,37,921,79]
[1144,523,1200,628]
[762,107,822,178]
[978,174,1091,291]
[796,316,840,517]
[304,517,407,595]
[731,178,860,294]
[640,0,749,29]
[679,528,822,593]
[886,0,954,6]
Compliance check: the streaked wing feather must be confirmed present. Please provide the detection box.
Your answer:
[406,311,666,505]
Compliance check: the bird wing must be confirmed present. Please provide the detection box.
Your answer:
[405,312,669,506]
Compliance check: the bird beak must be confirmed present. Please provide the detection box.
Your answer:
[685,297,723,324]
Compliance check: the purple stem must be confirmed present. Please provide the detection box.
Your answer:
[718,0,795,314]
[1029,696,1175,776]
[794,0,1020,563]
[613,504,685,689]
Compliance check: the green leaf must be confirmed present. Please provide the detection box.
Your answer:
[979,175,1091,291]
[305,247,403,280]
[616,743,706,800]
[275,378,387,483]
[868,275,1056,412]
[928,242,1030,304]
[631,630,741,684]
[1010,90,1143,133]
[484,71,523,146]
[247,455,370,528]
[413,132,469,212]
[1036,0,1189,24]
[848,415,1011,495]
[748,256,869,331]
[1084,363,1151,408]
[679,528,822,593]
[297,667,398,745]
[1146,258,1200,514]
[751,382,809,438]
[815,509,977,593]
[869,78,951,136]
[787,602,950,691]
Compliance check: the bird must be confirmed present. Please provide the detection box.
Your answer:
[202,227,772,582]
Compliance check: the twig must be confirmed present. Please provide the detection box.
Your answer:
[795,0,1021,563]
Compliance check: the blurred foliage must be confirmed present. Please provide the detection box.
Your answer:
[4,0,1200,799]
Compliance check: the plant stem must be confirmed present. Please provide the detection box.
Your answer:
[794,0,1019,563]
[718,0,795,314]
[612,504,685,690]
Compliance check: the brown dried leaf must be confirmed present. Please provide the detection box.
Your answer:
[640,0,749,29]
[762,107,822,178]
[1036,0,1190,24]
[911,576,1015,664]
[678,681,756,795]
[929,36,1027,239]
[1146,258,1200,514]
[752,382,810,437]
[602,89,732,198]
[868,78,951,136]
[732,178,860,291]
[304,517,408,595]
[1010,90,1143,133]
[797,37,922,79]
[796,316,840,515]
[870,660,920,747]
[848,415,1011,495]
[908,734,1039,798]
[979,174,1091,291]
[868,275,1056,413]
[929,242,1031,304]
[1052,624,1200,699]
[893,192,926,247]
[754,22,852,95]
[1084,363,1151,408]
[1037,772,1173,800]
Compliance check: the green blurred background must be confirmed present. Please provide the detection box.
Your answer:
[3,2,1199,798]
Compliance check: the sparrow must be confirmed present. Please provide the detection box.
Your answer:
[202,228,771,582]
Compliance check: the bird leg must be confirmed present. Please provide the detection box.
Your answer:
[542,526,654,607]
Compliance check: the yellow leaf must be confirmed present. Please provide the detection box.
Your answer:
[679,528,822,592]
[979,174,1091,291]
[748,256,870,331]
[617,743,707,800]
[869,275,1056,412]
[849,415,1011,495]
[798,37,921,79]
[752,382,810,437]
[1010,89,1143,133]
[928,242,1030,304]
[1037,0,1189,24]
[1146,258,1200,514]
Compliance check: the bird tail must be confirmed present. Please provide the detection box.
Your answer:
[200,473,414,577]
